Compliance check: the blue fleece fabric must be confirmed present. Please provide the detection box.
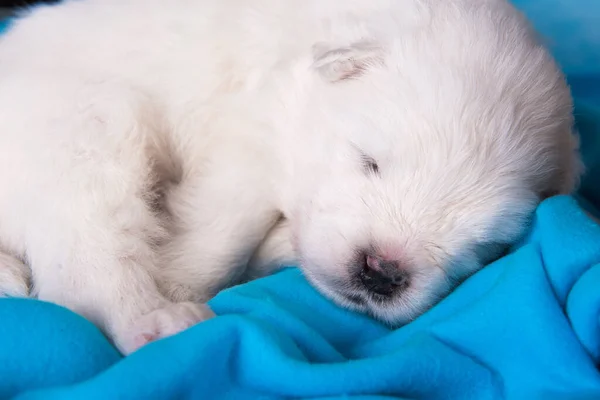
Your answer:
[2,196,600,400]
[1,1,600,399]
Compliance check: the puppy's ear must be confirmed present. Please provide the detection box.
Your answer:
[312,41,384,83]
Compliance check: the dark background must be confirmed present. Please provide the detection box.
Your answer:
[0,0,58,8]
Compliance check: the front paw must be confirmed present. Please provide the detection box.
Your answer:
[118,302,215,354]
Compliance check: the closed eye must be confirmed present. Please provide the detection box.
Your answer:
[361,153,380,176]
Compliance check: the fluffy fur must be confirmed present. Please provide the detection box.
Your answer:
[0,0,580,353]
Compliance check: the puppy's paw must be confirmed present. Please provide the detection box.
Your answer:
[120,302,215,354]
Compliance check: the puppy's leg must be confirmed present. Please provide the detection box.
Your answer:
[0,80,211,354]
[158,159,280,302]
[27,189,213,354]
[0,252,30,297]
[244,218,297,281]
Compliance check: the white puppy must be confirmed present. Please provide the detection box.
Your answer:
[0,0,580,353]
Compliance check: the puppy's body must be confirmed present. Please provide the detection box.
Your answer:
[0,0,579,353]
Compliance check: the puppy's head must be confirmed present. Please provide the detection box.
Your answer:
[288,18,579,324]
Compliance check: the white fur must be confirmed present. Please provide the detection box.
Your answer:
[0,0,580,353]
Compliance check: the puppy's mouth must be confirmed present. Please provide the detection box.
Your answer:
[337,290,367,306]
[310,274,372,309]
[329,279,401,309]
[334,285,401,306]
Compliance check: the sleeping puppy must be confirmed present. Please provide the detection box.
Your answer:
[0,0,580,354]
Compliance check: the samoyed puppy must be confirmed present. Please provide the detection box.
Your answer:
[0,0,580,353]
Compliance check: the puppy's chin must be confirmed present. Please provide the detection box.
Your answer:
[362,284,451,326]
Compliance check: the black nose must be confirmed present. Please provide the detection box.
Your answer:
[358,256,410,296]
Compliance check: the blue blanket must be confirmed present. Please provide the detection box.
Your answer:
[2,2,600,399]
